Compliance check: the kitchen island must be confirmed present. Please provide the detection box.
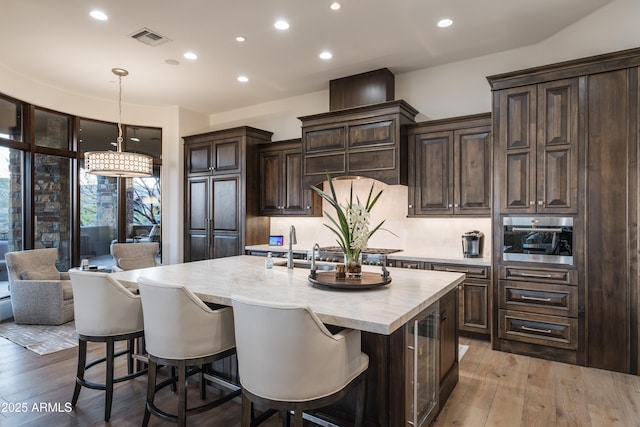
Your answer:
[111,255,464,426]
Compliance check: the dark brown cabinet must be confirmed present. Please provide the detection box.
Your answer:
[489,48,640,374]
[496,265,579,359]
[439,287,458,405]
[258,140,321,216]
[431,263,491,338]
[183,126,272,262]
[299,100,418,187]
[186,136,241,175]
[495,79,578,214]
[407,113,491,216]
[388,258,490,339]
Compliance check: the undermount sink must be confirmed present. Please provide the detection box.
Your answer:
[274,260,335,271]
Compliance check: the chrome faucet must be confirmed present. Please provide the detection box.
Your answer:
[287,225,297,269]
[310,243,320,272]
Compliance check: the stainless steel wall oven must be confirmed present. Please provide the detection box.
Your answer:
[502,217,573,265]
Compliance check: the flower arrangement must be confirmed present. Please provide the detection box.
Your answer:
[311,173,389,277]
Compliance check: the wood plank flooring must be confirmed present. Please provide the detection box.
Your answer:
[1,335,639,426]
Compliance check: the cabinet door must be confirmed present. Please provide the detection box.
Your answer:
[536,78,579,214]
[281,149,308,214]
[413,131,453,215]
[497,85,537,213]
[212,177,240,258]
[439,288,458,405]
[213,138,241,173]
[185,177,210,261]
[259,151,282,214]
[459,280,489,334]
[186,142,213,175]
[454,125,491,215]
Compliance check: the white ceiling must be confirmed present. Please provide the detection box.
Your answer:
[3,0,612,115]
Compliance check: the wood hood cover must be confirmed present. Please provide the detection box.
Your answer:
[299,100,418,187]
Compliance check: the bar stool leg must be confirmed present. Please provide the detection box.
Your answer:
[142,360,157,427]
[105,338,115,421]
[71,339,87,406]
[177,361,187,427]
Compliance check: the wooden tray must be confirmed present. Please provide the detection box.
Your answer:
[308,271,392,290]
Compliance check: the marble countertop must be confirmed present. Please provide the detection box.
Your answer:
[245,244,491,266]
[110,255,463,335]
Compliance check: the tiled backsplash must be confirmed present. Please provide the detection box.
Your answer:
[269,178,491,258]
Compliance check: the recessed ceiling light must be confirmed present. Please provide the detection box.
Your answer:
[437,18,453,28]
[165,59,180,66]
[89,10,108,21]
[237,75,249,83]
[236,35,247,42]
[319,51,333,60]
[330,2,341,10]
[184,52,198,60]
[274,20,290,30]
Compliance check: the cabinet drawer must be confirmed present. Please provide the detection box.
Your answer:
[499,309,578,350]
[387,259,425,270]
[431,263,488,279]
[499,280,578,317]
[500,265,576,285]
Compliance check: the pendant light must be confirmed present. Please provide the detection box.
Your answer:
[85,68,153,177]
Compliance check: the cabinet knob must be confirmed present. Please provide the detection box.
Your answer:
[306,206,311,209]
[538,200,543,205]
[454,203,459,207]
[448,204,453,208]
[529,201,535,205]
[408,204,413,208]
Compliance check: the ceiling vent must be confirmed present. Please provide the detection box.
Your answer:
[130,28,171,47]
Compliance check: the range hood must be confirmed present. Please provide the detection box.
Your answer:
[299,99,418,187]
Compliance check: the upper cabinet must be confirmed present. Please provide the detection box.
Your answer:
[258,139,321,217]
[186,135,242,175]
[494,79,579,214]
[183,126,272,262]
[299,100,418,187]
[407,113,492,216]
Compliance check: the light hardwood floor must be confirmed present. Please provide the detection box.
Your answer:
[1,335,639,426]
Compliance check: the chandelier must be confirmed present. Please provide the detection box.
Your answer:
[85,68,153,177]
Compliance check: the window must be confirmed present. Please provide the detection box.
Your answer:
[33,153,72,270]
[79,160,118,264]
[0,146,23,293]
[35,109,71,149]
[0,95,162,271]
[0,97,22,142]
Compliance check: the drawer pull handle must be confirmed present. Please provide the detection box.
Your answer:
[521,325,552,334]
[445,268,470,273]
[521,295,552,302]
[512,272,554,279]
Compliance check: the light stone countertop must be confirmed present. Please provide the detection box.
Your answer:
[110,255,464,335]
[386,252,491,267]
[245,244,491,266]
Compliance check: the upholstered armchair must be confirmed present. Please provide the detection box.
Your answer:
[5,248,74,325]
[110,242,160,272]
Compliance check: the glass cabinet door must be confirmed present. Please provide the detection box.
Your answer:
[406,302,439,427]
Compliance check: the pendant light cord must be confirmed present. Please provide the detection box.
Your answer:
[116,73,124,152]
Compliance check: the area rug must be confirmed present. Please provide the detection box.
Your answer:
[0,320,78,355]
[459,344,469,361]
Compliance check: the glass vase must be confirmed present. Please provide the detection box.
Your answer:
[343,252,362,279]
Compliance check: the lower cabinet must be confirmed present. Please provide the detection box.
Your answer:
[495,265,579,364]
[438,287,458,406]
[430,263,490,338]
[387,259,490,339]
